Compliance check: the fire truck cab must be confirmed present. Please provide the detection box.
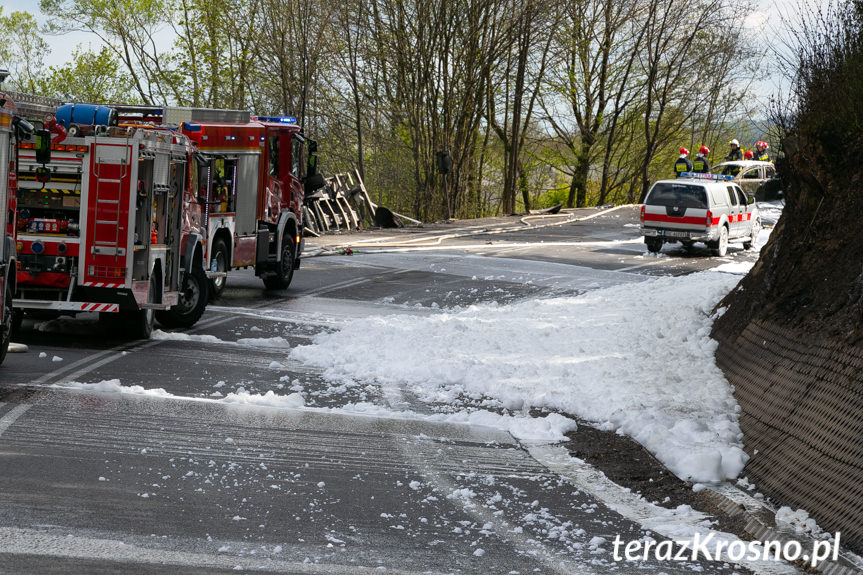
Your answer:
[165,108,322,296]
[14,108,208,339]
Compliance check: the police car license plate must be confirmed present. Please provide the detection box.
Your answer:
[660,230,689,238]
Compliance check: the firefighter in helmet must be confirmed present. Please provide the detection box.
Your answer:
[693,145,711,173]
[726,139,743,162]
[674,147,693,177]
[744,150,754,161]
[754,141,770,161]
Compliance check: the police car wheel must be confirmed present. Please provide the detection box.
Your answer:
[713,226,729,257]
[743,221,760,250]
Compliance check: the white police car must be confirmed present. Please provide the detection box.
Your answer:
[640,172,761,256]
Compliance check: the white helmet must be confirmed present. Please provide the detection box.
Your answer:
[729,139,740,147]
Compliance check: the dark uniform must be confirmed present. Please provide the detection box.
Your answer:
[692,154,710,173]
[754,150,769,161]
[725,147,743,162]
[674,156,693,177]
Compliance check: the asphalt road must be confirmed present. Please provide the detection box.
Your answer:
[0,206,772,574]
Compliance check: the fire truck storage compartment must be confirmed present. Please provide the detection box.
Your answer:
[236,154,260,236]
[18,167,82,237]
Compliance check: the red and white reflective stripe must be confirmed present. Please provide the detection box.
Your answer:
[79,303,119,313]
[82,282,125,288]
[643,214,720,226]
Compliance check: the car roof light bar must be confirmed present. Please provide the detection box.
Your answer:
[681,172,734,181]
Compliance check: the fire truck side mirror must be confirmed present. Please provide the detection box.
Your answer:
[35,129,52,164]
[12,116,34,139]
[304,173,325,195]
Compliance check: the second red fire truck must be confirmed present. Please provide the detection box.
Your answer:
[167,107,323,297]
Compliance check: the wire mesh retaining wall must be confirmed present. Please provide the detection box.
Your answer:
[714,319,863,553]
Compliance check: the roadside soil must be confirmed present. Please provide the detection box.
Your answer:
[561,419,752,540]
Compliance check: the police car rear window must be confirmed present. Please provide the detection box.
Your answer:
[645,183,708,209]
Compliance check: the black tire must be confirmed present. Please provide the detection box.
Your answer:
[123,277,155,339]
[156,264,208,328]
[713,226,729,257]
[681,240,695,251]
[0,285,12,366]
[11,307,23,337]
[208,239,228,299]
[742,219,760,250]
[263,234,296,290]
[645,237,663,253]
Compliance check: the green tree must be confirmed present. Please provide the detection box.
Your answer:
[37,46,140,103]
[0,9,49,92]
[39,0,173,104]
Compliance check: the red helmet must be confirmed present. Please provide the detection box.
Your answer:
[680,147,689,155]
[699,145,710,154]
[756,141,768,150]
[744,150,754,160]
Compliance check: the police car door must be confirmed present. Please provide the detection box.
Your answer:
[735,186,753,235]
[725,185,742,236]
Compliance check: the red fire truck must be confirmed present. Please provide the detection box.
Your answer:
[0,75,21,364]
[13,104,208,339]
[163,108,323,297]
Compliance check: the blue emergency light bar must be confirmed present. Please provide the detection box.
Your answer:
[256,116,297,124]
[680,172,734,181]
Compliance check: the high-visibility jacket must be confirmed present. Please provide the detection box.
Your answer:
[726,148,743,162]
[674,156,693,177]
[692,154,710,173]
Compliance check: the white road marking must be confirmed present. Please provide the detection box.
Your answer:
[0,527,437,575]
[0,405,31,437]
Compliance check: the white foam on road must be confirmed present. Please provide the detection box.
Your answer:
[291,269,750,483]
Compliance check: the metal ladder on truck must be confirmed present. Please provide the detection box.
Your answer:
[86,139,129,287]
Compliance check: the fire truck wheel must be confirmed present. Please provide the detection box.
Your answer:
[156,264,208,328]
[11,308,24,337]
[0,286,12,366]
[208,239,228,299]
[124,278,155,339]
[263,234,295,291]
